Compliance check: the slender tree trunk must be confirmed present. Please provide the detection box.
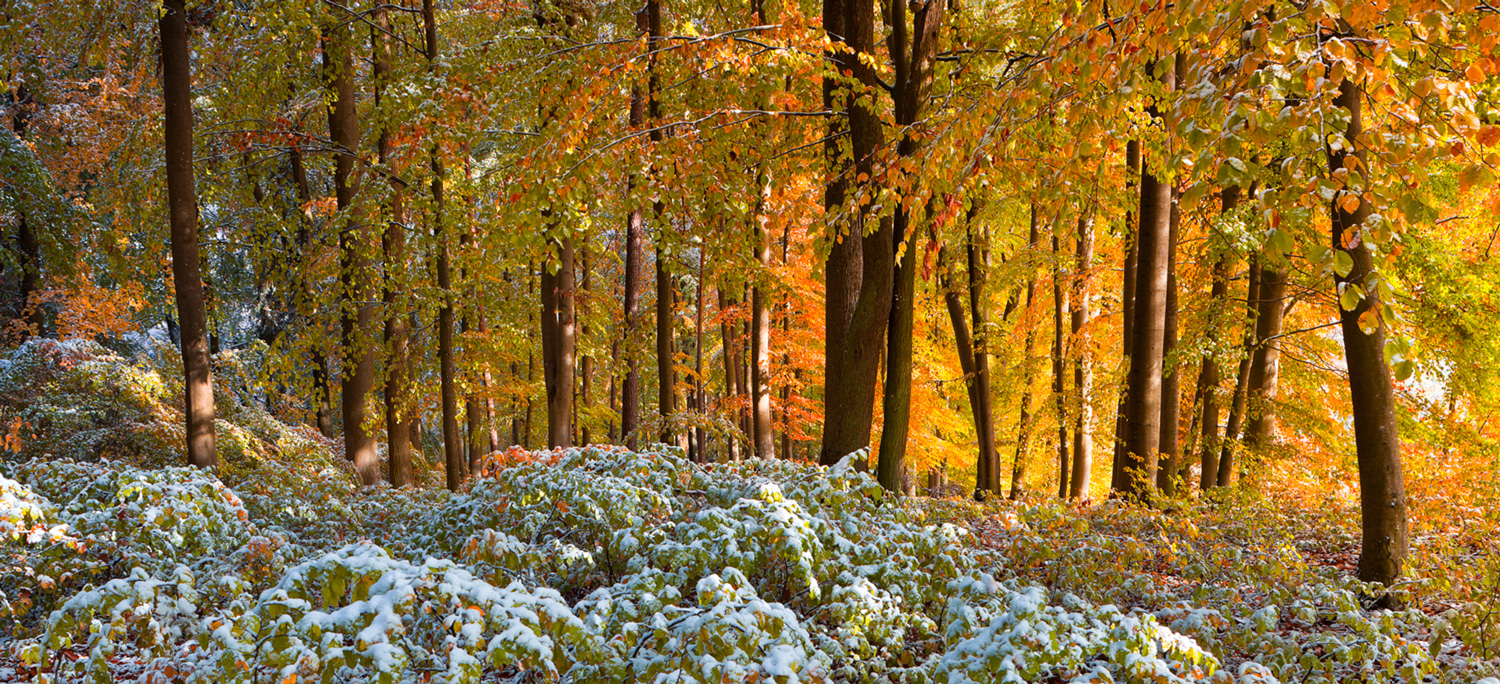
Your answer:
[425,0,464,488]
[1196,189,1237,488]
[968,219,999,498]
[694,249,706,461]
[818,0,894,466]
[1010,206,1042,500]
[1069,211,1094,500]
[323,11,378,485]
[1243,263,1287,457]
[160,0,216,472]
[541,239,575,448]
[1111,140,1141,493]
[1052,219,1069,499]
[580,247,594,447]
[374,7,412,487]
[290,146,336,439]
[1328,78,1407,589]
[655,247,677,445]
[719,286,742,461]
[1156,184,1181,494]
[621,5,649,450]
[1217,260,1260,487]
[752,221,774,459]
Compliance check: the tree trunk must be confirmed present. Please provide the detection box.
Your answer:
[323,11,377,486]
[655,247,677,446]
[694,249,706,461]
[1121,58,1174,499]
[752,221,774,459]
[779,224,793,460]
[541,239,575,448]
[968,219,999,498]
[374,6,412,487]
[1052,219,1069,499]
[580,247,594,447]
[1197,189,1237,488]
[873,0,947,489]
[1217,260,1260,487]
[1111,140,1141,493]
[1069,211,1094,500]
[1328,78,1407,589]
[289,146,336,439]
[1156,183,1181,494]
[160,0,217,472]
[424,0,464,489]
[621,6,649,450]
[1010,206,1041,500]
[719,285,742,461]
[818,0,894,466]
[1243,262,1287,457]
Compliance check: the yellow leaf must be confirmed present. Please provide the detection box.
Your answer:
[1339,194,1362,214]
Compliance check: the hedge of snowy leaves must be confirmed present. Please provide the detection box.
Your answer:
[1,447,1236,683]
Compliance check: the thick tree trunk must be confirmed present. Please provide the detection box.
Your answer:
[818,0,894,466]
[1052,221,1069,499]
[1328,78,1407,589]
[1121,58,1174,499]
[1069,212,1094,500]
[874,0,946,489]
[424,0,464,489]
[1217,261,1260,487]
[1111,140,1141,493]
[1010,206,1042,500]
[1156,186,1181,494]
[323,12,378,486]
[374,7,412,487]
[160,0,217,472]
[541,239,575,448]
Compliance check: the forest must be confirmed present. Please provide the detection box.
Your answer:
[3,0,1500,681]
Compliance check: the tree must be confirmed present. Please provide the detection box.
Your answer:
[1197,187,1237,489]
[1069,211,1094,500]
[1327,77,1407,590]
[1052,215,1070,499]
[373,3,412,487]
[1010,205,1041,500]
[541,238,575,448]
[1110,140,1140,493]
[817,0,894,467]
[1121,57,1174,499]
[159,0,216,472]
[422,0,464,490]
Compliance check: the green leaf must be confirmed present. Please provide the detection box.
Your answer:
[1333,250,1354,278]
[1339,284,1364,311]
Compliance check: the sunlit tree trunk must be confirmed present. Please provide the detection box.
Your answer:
[1217,258,1260,487]
[1328,77,1407,590]
[719,285,742,461]
[969,221,999,497]
[1052,219,1069,499]
[373,6,412,486]
[1243,263,1287,459]
[160,0,217,472]
[1069,211,1094,500]
[323,10,377,486]
[1156,184,1181,494]
[1010,205,1041,500]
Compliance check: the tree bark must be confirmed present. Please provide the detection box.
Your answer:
[969,221,999,497]
[374,5,412,487]
[323,11,378,485]
[874,0,947,490]
[541,239,575,448]
[580,247,594,447]
[1243,263,1287,456]
[1217,259,1260,487]
[1196,188,1237,489]
[1328,78,1407,589]
[423,0,465,489]
[1010,206,1041,500]
[1111,140,1141,493]
[160,0,217,472]
[1156,184,1181,494]
[751,220,774,459]
[719,285,742,461]
[818,0,894,466]
[1121,57,1174,499]
[655,248,677,446]
[1052,219,1069,499]
[1069,211,1094,500]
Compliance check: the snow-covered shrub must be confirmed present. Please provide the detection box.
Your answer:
[24,446,1232,683]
